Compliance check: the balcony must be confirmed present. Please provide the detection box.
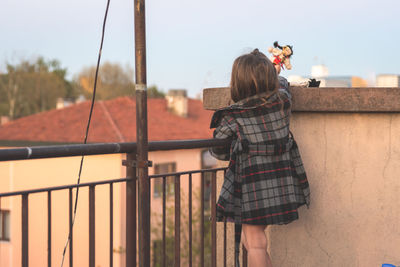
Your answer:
[1,86,400,267]
[0,139,233,267]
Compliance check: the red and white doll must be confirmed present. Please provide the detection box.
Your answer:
[268,41,293,74]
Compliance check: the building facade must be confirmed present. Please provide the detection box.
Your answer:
[0,91,215,266]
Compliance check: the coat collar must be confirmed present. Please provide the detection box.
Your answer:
[233,91,279,109]
[210,91,282,129]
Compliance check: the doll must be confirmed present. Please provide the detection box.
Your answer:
[268,41,293,70]
[268,41,320,87]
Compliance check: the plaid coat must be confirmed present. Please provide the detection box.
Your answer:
[210,78,310,266]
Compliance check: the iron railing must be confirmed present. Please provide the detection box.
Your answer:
[0,138,249,267]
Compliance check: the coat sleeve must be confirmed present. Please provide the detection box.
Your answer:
[209,112,236,161]
[278,76,292,100]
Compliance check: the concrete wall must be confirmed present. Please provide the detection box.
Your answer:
[270,112,400,267]
[204,87,400,267]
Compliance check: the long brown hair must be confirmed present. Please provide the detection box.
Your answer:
[230,49,279,102]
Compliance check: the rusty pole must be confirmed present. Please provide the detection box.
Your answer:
[134,0,150,266]
[125,153,137,267]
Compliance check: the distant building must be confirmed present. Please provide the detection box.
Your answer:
[376,74,400,87]
[351,77,368,87]
[0,90,215,267]
[311,64,329,79]
[320,76,367,87]
[288,65,367,87]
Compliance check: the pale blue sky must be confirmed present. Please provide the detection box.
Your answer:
[1,0,399,97]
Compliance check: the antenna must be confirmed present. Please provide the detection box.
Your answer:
[60,0,111,266]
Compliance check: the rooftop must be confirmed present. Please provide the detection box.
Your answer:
[0,96,213,145]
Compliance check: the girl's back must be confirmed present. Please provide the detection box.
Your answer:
[228,90,291,145]
[209,49,310,267]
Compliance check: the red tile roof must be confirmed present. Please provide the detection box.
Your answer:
[0,97,214,144]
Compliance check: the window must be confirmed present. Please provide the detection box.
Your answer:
[0,210,10,241]
[153,162,176,198]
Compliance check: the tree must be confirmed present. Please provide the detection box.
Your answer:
[0,57,72,119]
[0,59,166,119]
[74,62,165,100]
[151,189,212,266]
[75,62,135,100]
[147,85,165,98]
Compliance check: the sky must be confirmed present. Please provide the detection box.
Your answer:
[1,0,399,97]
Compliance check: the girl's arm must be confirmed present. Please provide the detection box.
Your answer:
[278,76,292,100]
[209,114,236,161]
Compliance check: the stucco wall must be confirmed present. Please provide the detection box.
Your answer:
[204,87,400,267]
[270,112,400,267]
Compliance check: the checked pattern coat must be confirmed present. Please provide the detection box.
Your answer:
[209,78,310,266]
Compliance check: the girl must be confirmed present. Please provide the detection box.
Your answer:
[210,49,310,267]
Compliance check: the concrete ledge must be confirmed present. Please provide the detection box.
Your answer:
[203,87,400,112]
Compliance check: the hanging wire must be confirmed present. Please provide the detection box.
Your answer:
[60,0,111,265]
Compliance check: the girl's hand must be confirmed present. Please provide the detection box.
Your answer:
[274,64,281,75]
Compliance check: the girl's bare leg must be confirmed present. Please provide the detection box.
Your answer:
[241,230,249,250]
[242,224,273,267]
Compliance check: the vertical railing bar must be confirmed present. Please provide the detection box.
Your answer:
[135,175,138,267]
[110,183,114,267]
[223,169,227,267]
[162,176,166,267]
[188,173,192,267]
[174,174,181,267]
[0,197,1,241]
[69,188,73,267]
[0,197,2,242]
[223,220,227,267]
[211,171,217,267]
[48,191,52,267]
[242,167,248,267]
[126,152,137,267]
[242,245,248,267]
[89,185,95,267]
[200,172,204,267]
[21,194,29,267]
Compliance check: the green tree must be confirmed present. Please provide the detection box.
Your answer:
[147,85,165,98]
[0,57,72,119]
[151,189,212,266]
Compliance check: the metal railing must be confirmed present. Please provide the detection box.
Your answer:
[0,177,128,267]
[0,138,247,267]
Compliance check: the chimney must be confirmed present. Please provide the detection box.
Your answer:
[56,98,74,109]
[166,89,188,117]
[56,98,64,109]
[1,116,10,125]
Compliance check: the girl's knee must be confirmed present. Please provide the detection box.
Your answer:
[247,236,268,250]
[241,231,249,250]
[242,224,268,249]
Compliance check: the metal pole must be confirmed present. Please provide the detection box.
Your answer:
[134,0,150,266]
[126,153,137,267]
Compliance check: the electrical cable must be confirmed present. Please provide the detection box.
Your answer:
[60,0,111,265]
